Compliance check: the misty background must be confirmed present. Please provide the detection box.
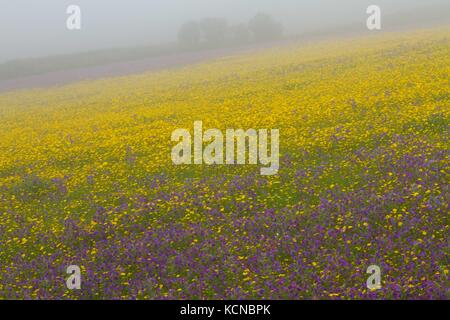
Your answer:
[0,0,449,64]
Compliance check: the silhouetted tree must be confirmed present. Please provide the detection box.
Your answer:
[178,21,201,48]
[248,13,283,42]
[200,18,228,46]
[229,23,252,45]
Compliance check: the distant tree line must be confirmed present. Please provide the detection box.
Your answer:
[178,13,283,49]
[0,14,283,82]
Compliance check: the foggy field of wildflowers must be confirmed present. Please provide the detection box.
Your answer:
[0,28,448,299]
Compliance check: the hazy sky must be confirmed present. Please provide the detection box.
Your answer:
[0,0,448,62]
